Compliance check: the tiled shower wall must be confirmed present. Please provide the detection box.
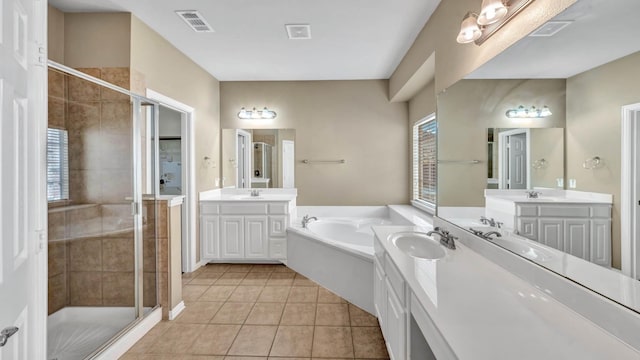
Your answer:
[47,68,153,315]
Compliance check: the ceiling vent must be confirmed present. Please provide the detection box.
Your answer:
[285,24,311,40]
[176,10,214,33]
[529,21,572,37]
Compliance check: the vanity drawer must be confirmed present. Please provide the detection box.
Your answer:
[591,206,611,218]
[269,238,287,259]
[538,205,590,218]
[384,254,406,304]
[268,203,289,215]
[516,205,537,217]
[200,203,219,215]
[220,203,268,215]
[269,216,288,237]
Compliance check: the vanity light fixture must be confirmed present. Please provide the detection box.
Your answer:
[237,107,277,120]
[505,105,552,119]
[456,0,535,45]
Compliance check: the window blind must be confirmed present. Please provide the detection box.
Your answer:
[413,116,437,210]
[47,128,69,202]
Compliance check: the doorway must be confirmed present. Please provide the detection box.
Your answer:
[146,89,197,273]
[498,128,531,189]
[282,140,295,188]
[621,102,640,278]
[236,129,252,189]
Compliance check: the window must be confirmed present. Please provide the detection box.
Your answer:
[412,115,437,213]
[47,128,69,202]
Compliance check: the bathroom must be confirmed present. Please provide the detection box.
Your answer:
[3,0,640,359]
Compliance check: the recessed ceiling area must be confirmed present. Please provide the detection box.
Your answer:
[48,0,441,81]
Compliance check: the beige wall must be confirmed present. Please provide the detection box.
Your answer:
[64,13,131,68]
[221,80,409,205]
[437,79,566,206]
[48,5,65,63]
[529,128,564,189]
[566,51,640,269]
[391,0,576,98]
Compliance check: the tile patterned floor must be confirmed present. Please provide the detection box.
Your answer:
[121,264,390,359]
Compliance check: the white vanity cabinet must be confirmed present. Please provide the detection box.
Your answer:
[374,239,407,360]
[200,200,293,262]
[514,204,611,266]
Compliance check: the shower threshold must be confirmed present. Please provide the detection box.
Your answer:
[47,306,151,360]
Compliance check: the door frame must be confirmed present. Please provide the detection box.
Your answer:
[146,89,197,273]
[236,129,252,188]
[621,102,640,278]
[282,140,295,188]
[497,128,531,189]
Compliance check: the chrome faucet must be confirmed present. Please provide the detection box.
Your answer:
[483,231,502,240]
[249,189,261,197]
[526,190,542,199]
[480,216,503,229]
[427,227,457,250]
[301,215,317,228]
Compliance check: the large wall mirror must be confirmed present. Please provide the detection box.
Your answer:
[221,128,296,189]
[436,0,640,312]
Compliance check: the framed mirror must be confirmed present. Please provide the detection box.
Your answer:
[221,128,296,188]
[436,0,640,312]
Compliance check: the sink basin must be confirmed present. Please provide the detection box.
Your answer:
[389,232,446,260]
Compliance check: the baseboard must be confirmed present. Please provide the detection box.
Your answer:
[168,301,186,320]
[93,307,162,360]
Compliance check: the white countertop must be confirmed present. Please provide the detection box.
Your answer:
[485,189,613,204]
[373,225,639,360]
[199,188,297,202]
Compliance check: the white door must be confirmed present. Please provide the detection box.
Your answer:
[1,0,47,357]
[220,216,244,258]
[282,140,295,188]
[508,133,527,189]
[244,216,268,258]
[201,215,219,259]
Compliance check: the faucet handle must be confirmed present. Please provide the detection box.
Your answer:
[496,221,503,229]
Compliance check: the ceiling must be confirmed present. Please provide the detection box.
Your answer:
[467,0,640,79]
[48,0,441,81]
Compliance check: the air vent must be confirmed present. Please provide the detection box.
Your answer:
[176,10,214,33]
[285,24,311,40]
[529,21,572,37]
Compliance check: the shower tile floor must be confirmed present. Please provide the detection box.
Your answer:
[121,263,390,359]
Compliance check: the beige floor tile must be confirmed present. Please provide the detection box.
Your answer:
[191,324,241,355]
[280,303,316,325]
[245,302,284,325]
[287,286,318,303]
[249,264,279,273]
[240,272,271,285]
[177,356,225,360]
[226,264,254,273]
[227,325,278,356]
[349,304,379,327]
[149,323,207,354]
[311,326,354,358]
[215,272,248,285]
[266,272,295,286]
[202,264,231,273]
[176,302,224,324]
[272,265,294,273]
[292,274,317,287]
[188,277,218,286]
[316,303,350,326]
[267,358,310,360]
[225,357,267,360]
[210,302,254,324]
[227,285,264,302]
[269,325,314,357]
[182,285,210,301]
[352,326,389,359]
[317,287,347,303]
[257,286,291,302]
[200,285,237,302]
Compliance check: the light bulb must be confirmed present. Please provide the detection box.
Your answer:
[238,107,249,119]
[478,0,508,26]
[456,12,482,44]
[250,107,260,119]
[540,106,552,117]
[261,107,273,119]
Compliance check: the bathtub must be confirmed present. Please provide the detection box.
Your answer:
[287,206,420,313]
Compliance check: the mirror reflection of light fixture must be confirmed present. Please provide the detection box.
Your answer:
[505,105,552,118]
[456,0,535,45]
[237,107,278,120]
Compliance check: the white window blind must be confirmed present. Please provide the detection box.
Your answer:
[413,115,437,212]
[47,128,69,202]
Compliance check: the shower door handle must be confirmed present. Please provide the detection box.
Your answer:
[0,326,19,347]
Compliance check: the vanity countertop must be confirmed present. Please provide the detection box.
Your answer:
[485,189,613,205]
[199,188,297,202]
[372,225,639,360]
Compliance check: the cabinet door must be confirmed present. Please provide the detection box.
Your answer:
[385,278,406,360]
[563,219,590,260]
[516,217,538,240]
[220,216,245,258]
[538,218,563,250]
[374,259,386,327]
[591,219,612,266]
[201,215,220,259]
[245,216,269,258]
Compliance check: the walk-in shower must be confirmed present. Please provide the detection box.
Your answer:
[46,63,161,359]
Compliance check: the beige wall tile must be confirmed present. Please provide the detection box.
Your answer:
[100,171,133,204]
[101,101,132,137]
[103,271,135,306]
[48,273,67,315]
[48,241,67,277]
[68,170,102,204]
[68,69,101,101]
[102,237,134,271]
[48,97,66,128]
[99,133,133,170]
[47,211,67,241]
[69,271,103,305]
[68,238,102,271]
[143,272,158,307]
[101,67,131,100]
[48,69,66,98]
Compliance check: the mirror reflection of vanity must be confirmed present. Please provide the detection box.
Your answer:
[221,128,295,189]
[437,0,640,313]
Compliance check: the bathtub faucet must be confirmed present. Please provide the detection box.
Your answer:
[302,215,317,228]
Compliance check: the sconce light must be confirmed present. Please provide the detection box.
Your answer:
[456,0,535,45]
[238,107,277,120]
[505,105,552,119]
